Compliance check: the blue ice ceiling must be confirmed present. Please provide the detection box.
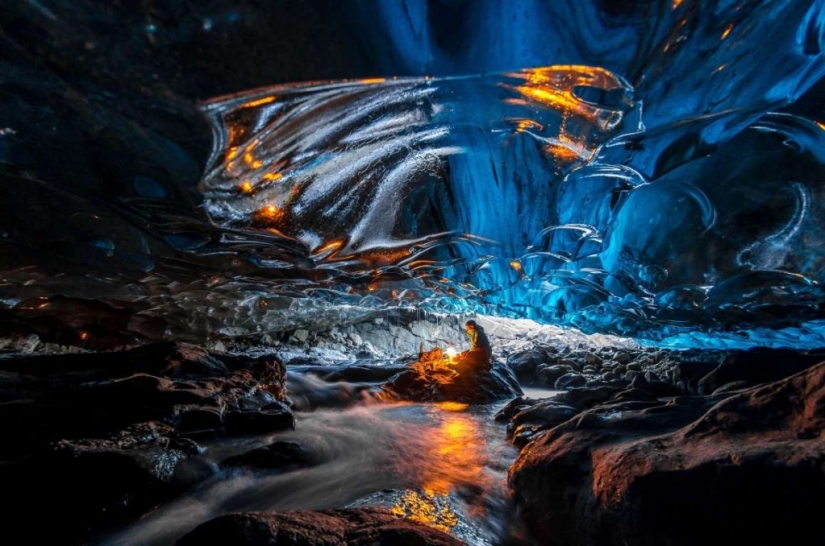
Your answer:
[197,0,825,341]
[2,0,825,346]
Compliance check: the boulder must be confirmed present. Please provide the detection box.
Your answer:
[510,360,825,545]
[224,402,295,435]
[697,347,825,395]
[382,362,522,404]
[176,508,464,545]
[507,350,552,385]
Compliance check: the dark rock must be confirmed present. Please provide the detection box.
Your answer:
[177,508,464,545]
[538,364,575,387]
[614,351,631,364]
[495,396,539,422]
[697,347,825,395]
[4,423,190,543]
[555,373,587,389]
[507,399,580,446]
[383,362,522,404]
[557,358,581,370]
[672,358,720,393]
[177,407,224,433]
[624,370,641,382]
[237,389,280,411]
[510,359,825,545]
[712,380,751,394]
[225,402,295,435]
[507,350,551,384]
[636,379,680,398]
[557,386,623,410]
[222,441,310,471]
[609,388,659,404]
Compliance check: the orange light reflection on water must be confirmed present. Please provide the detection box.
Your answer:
[391,402,490,532]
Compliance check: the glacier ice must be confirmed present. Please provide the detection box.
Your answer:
[1,0,825,348]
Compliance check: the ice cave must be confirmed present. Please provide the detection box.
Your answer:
[2,1,825,545]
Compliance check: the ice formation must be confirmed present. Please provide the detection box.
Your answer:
[2,0,825,347]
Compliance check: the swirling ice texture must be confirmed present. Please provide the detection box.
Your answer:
[200,67,638,310]
[4,0,825,346]
[196,0,825,340]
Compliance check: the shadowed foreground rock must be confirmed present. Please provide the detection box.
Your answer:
[177,508,464,546]
[509,359,825,545]
[0,342,291,543]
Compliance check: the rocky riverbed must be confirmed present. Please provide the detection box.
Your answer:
[2,314,824,545]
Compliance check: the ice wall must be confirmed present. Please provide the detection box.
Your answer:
[2,0,825,347]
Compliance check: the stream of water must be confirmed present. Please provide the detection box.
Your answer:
[101,384,529,545]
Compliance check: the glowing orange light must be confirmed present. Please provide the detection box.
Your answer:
[79,331,88,340]
[262,172,283,182]
[816,121,825,132]
[672,0,684,9]
[251,160,263,169]
[243,152,254,164]
[391,490,458,533]
[240,181,253,193]
[510,260,523,272]
[436,401,469,412]
[257,204,281,222]
[358,77,387,84]
[721,24,734,40]
[545,142,590,163]
[243,96,277,108]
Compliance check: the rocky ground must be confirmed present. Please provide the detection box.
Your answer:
[500,344,825,545]
[2,315,825,545]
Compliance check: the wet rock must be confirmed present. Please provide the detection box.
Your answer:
[222,440,310,471]
[613,351,631,364]
[177,507,464,545]
[495,396,540,422]
[507,400,580,446]
[554,373,587,389]
[383,362,522,404]
[623,370,641,382]
[712,380,751,394]
[609,387,659,404]
[557,386,623,410]
[510,360,825,545]
[672,359,720,393]
[538,364,575,387]
[4,422,191,543]
[224,402,295,435]
[177,407,224,434]
[696,347,825,395]
[507,350,551,385]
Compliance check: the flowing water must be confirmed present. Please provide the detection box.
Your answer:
[101,381,521,546]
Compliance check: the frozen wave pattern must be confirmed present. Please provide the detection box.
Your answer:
[199,66,638,271]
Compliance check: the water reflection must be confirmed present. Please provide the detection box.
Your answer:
[103,400,516,545]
